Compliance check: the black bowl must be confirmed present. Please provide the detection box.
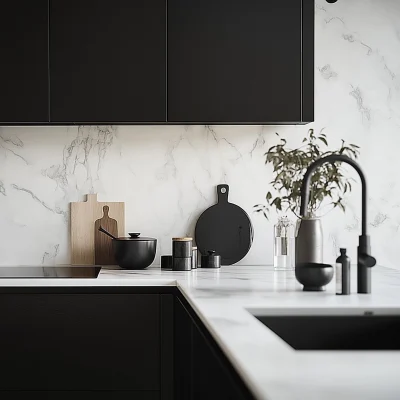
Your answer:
[295,263,334,291]
[112,240,157,270]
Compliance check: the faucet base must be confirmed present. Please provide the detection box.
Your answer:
[357,264,371,294]
[357,235,376,294]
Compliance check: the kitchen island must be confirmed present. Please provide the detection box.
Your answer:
[1,265,400,400]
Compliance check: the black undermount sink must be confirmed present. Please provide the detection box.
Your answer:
[253,312,400,350]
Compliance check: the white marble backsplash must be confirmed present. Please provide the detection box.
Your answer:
[1,0,400,268]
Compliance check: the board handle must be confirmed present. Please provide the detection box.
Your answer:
[217,184,229,203]
[86,193,98,203]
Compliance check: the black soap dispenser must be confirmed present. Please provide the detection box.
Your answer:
[336,248,350,295]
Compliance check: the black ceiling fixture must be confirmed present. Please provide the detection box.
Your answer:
[326,0,338,3]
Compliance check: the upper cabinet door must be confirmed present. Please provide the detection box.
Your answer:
[168,0,313,124]
[0,0,49,124]
[50,0,166,123]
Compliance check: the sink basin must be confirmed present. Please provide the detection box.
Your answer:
[251,310,400,350]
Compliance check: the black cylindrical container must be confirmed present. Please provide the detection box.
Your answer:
[173,257,192,271]
[161,255,173,270]
[201,250,221,269]
[172,238,193,258]
[336,248,350,295]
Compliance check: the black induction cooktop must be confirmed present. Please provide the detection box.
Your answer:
[0,266,101,278]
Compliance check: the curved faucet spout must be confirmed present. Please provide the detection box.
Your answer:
[299,154,375,293]
[300,154,368,236]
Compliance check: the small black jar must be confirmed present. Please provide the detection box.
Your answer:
[201,250,221,269]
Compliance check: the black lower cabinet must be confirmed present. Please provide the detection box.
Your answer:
[174,297,253,400]
[174,297,193,399]
[0,290,163,399]
[192,326,247,400]
[0,288,252,399]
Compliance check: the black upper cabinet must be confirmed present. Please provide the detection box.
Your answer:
[0,0,49,123]
[49,0,166,123]
[168,0,313,124]
[0,0,313,125]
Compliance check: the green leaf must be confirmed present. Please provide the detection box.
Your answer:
[318,137,328,146]
[271,198,282,211]
[266,192,272,201]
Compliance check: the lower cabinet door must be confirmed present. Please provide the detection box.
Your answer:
[0,293,160,391]
[174,296,251,400]
[192,320,247,400]
[174,297,193,399]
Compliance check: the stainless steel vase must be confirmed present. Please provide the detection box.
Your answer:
[295,218,323,267]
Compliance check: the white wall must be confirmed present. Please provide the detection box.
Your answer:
[0,0,399,268]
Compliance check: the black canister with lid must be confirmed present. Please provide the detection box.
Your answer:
[172,237,193,271]
[201,250,221,269]
[172,237,193,258]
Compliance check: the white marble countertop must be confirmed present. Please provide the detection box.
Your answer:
[1,265,400,400]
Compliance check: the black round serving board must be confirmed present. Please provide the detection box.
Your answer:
[195,184,253,265]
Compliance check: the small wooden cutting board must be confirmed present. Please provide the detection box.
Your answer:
[70,194,125,265]
[94,205,119,265]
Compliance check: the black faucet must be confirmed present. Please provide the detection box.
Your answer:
[299,154,376,294]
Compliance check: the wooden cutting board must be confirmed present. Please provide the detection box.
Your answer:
[70,194,125,265]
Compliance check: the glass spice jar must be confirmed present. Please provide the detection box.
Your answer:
[273,216,295,271]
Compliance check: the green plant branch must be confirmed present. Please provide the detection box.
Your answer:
[254,129,360,220]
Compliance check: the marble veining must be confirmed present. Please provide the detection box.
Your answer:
[0,0,399,268]
[318,63,338,80]
[1,265,400,399]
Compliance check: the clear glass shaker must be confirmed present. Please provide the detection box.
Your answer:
[274,216,295,270]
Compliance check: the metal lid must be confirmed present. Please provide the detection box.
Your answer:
[172,237,193,241]
[116,233,157,241]
[205,250,220,258]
